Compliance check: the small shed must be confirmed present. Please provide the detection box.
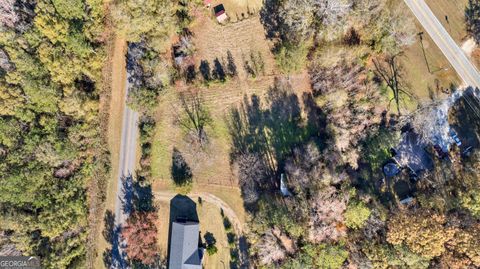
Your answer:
[204,0,211,7]
[214,4,228,23]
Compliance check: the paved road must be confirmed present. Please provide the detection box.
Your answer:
[111,76,138,269]
[114,77,139,226]
[404,0,480,89]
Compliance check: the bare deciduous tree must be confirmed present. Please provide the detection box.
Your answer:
[256,230,287,266]
[277,0,353,42]
[284,143,323,191]
[176,90,212,147]
[373,54,414,116]
[236,153,268,204]
[0,0,18,28]
[308,186,347,243]
[309,51,385,167]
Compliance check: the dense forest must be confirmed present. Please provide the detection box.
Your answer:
[236,0,480,268]
[0,0,107,267]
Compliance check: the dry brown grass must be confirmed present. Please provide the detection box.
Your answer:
[400,19,461,101]
[150,15,279,188]
[150,11,313,228]
[150,15,299,255]
[425,0,469,44]
[191,13,276,79]
[206,0,263,23]
[424,0,480,73]
[155,200,170,260]
[106,36,127,206]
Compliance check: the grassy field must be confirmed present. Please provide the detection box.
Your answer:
[148,12,318,268]
[149,11,313,209]
[399,0,462,102]
[207,0,262,23]
[400,20,460,101]
[191,11,277,79]
[150,13,279,268]
[424,0,480,70]
[150,15,278,190]
[425,0,469,44]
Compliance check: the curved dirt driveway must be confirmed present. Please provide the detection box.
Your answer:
[154,191,246,235]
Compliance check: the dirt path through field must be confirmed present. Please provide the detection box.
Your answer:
[107,36,127,198]
[94,35,127,269]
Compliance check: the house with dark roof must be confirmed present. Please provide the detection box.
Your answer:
[392,131,433,176]
[168,221,203,269]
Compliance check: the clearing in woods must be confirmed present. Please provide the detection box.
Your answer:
[150,10,311,268]
[150,12,310,192]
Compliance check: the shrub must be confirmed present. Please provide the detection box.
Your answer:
[275,42,309,74]
[344,202,371,229]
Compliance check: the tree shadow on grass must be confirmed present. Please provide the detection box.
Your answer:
[259,0,281,40]
[212,58,226,81]
[199,60,211,81]
[171,147,193,187]
[226,50,238,77]
[226,78,328,211]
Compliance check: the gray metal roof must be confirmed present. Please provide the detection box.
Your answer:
[168,221,202,269]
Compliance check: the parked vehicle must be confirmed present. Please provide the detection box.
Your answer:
[450,129,462,147]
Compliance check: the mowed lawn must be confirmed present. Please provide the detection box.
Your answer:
[400,20,460,101]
